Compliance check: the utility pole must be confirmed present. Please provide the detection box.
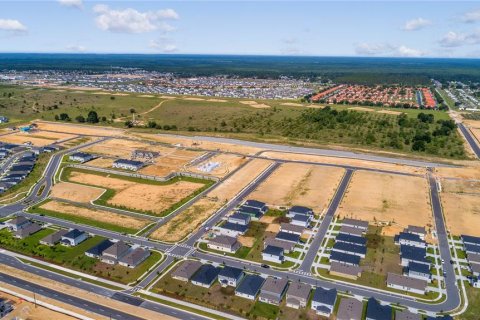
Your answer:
[33,292,37,308]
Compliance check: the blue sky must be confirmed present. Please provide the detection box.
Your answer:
[1,1,480,57]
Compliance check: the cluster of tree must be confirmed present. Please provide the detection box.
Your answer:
[146,121,177,131]
[55,110,106,123]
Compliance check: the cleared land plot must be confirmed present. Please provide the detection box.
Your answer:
[36,200,151,234]
[441,179,480,194]
[471,128,480,144]
[249,163,344,212]
[442,193,480,236]
[188,153,248,178]
[35,121,125,136]
[0,133,58,146]
[261,151,426,176]
[139,149,202,177]
[435,163,480,180]
[337,171,432,236]
[50,182,104,203]
[65,169,208,216]
[150,159,272,242]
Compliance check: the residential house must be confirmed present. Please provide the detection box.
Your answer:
[101,241,130,264]
[396,309,421,320]
[407,262,432,282]
[464,243,480,255]
[285,282,311,309]
[262,245,284,264]
[400,245,429,267]
[112,159,146,171]
[336,233,367,247]
[40,229,68,246]
[119,247,150,268]
[216,222,248,237]
[342,218,369,231]
[227,212,251,226]
[311,287,337,317]
[69,152,95,163]
[190,264,220,288]
[366,297,392,320]
[85,239,114,258]
[405,225,426,240]
[264,238,295,253]
[61,229,88,246]
[387,273,427,295]
[5,216,31,231]
[132,150,160,159]
[329,261,362,280]
[395,232,426,248]
[236,205,263,220]
[218,266,244,287]
[291,214,311,228]
[258,277,289,305]
[287,205,313,218]
[171,260,203,282]
[279,223,304,236]
[467,253,480,265]
[14,223,42,239]
[243,200,268,213]
[337,297,363,320]
[470,263,480,277]
[461,235,480,247]
[275,231,300,244]
[329,251,361,266]
[235,275,265,300]
[207,235,241,253]
[332,242,367,258]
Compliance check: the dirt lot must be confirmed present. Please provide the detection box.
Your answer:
[188,153,248,178]
[441,179,480,194]
[337,171,433,236]
[50,182,104,203]
[262,151,426,175]
[67,171,205,215]
[150,159,272,242]
[40,200,151,230]
[0,133,58,147]
[139,149,202,177]
[83,157,115,169]
[435,162,480,180]
[1,265,175,320]
[35,121,125,137]
[470,128,480,144]
[249,163,344,213]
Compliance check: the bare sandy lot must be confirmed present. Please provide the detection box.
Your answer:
[139,94,155,98]
[50,182,104,203]
[0,133,57,147]
[249,163,344,213]
[240,101,270,108]
[160,95,176,99]
[238,236,255,247]
[35,121,125,137]
[139,149,202,177]
[207,99,227,102]
[337,171,432,236]
[441,178,480,194]
[188,153,248,178]
[442,193,480,236]
[184,97,205,101]
[85,157,115,169]
[68,171,205,215]
[348,107,374,112]
[281,102,304,107]
[470,128,480,144]
[262,151,425,176]
[29,130,77,141]
[435,162,480,180]
[41,200,151,230]
[377,110,403,115]
[151,159,273,241]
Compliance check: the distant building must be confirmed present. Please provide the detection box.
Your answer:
[69,152,95,163]
[112,159,146,171]
[132,150,160,159]
[287,206,313,218]
[342,218,369,231]
[5,216,31,231]
[14,223,42,239]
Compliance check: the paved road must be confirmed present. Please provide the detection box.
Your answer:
[159,133,454,168]
[458,123,480,158]
[299,169,353,272]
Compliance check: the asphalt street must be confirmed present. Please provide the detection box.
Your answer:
[458,123,480,158]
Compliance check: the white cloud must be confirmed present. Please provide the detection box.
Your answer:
[0,19,27,33]
[66,44,86,52]
[403,18,432,31]
[461,9,480,23]
[355,43,425,57]
[93,5,179,34]
[438,30,480,47]
[58,0,83,9]
[149,39,178,53]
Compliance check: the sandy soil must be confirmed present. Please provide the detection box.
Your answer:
[348,107,374,112]
[239,101,270,108]
[337,171,433,236]
[139,149,202,177]
[0,286,91,320]
[183,97,205,101]
[260,216,276,224]
[58,136,96,148]
[41,200,150,230]
[463,119,480,128]
[35,121,125,137]
[266,223,280,233]
[50,182,104,203]
[131,133,263,156]
[281,102,304,107]
[207,99,227,102]
[188,153,248,178]
[442,193,480,236]
[249,163,344,213]
[1,265,176,320]
[435,163,480,180]
[441,179,480,194]
[0,134,57,147]
[377,110,403,115]
[238,236,255,247]
[68,171,205,215]
[151,159,272,241]
[470,128,480,144]
[159,96,176,99]
[29,130,77,141]
[139,95,155,98]
[261,151,426,176]
[86,157,115,169]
